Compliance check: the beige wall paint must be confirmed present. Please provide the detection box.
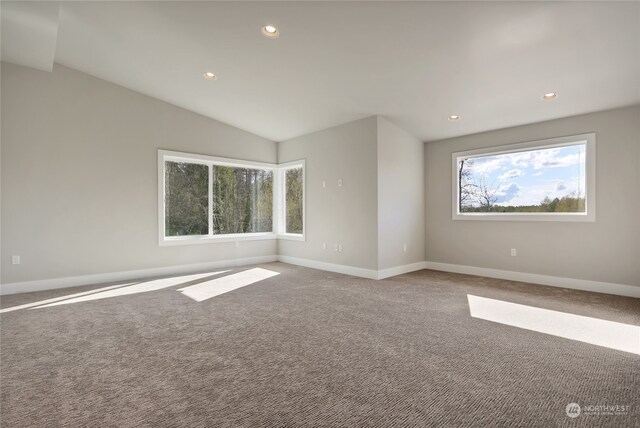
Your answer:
[277,117,379,270]
[377,117,425,269]
[1,62,278,284]
[425,105,640,287]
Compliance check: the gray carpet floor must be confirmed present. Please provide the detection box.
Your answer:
[1,263,638,427]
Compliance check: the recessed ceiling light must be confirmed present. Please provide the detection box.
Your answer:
[261,25,279,38]
[448,115,460,121]
[542,92,557,100]
[203,72,217,81]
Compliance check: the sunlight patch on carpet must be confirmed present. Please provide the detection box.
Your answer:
[31,271,230,309]
[467,294,640,355]
[178,268,279,302]
[0,283,137,313]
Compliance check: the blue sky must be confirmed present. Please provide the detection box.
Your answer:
[463,144,586,206]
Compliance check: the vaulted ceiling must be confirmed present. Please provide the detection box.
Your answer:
[2,1,639,141]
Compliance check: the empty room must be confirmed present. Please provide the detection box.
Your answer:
[1,1,639,426]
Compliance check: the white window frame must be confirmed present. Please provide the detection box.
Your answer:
[277,160,306,241]
[158,150,306,245]
[451,133,596,222]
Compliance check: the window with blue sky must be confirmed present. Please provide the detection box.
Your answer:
[458,143,587,213]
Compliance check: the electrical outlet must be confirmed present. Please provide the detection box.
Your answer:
[334,244,339,252]
[322,181,326,188]
[12,255,20,265]
[322,243,326,250]
[403,243,407,252]
[338,244,343,252]
[337,178,343,187]
[510,248,517,257]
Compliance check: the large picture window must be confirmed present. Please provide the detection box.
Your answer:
[159,151,304,245]
[452,133,595,221]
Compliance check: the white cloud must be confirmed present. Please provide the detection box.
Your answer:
[498,146,584,170]
[535,153,581,169]
[495,183,520,204]
[468,156,505,175]
[502,178,582,206]
[467,144,585,177]
[498,169,525,181]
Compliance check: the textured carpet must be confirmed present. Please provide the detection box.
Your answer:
[1,263,638,427]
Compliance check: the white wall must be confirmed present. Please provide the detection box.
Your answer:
[377,117,425,270]
[1,62,278,286]
[425,105,640,287]
[4,61,636,293]
[277,115,426,275]
[277,117,379,270]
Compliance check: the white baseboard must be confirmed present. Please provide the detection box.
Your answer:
[0,255,278,295]
[277,255,379,279]
[424,261,640,298]
[277,256,426,280]
[377,261,427,280]
[3,255,636,299]
[1,255,424,296]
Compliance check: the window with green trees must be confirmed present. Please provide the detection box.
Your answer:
[285,167,304,234]
[165,161,209,236]
[211,166,273,235]
[159,151,304,243]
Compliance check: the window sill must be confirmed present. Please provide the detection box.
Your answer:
[160,232,277,246]
[278,233,305,241]
[452,212,595,222]
[159,232,307,246]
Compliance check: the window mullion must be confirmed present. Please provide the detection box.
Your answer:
[275,168,282,234]
[282,169,287,234]
[208,163,213,237]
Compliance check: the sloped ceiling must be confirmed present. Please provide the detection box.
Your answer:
[1,1,59,72]
[3,1,640,141]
